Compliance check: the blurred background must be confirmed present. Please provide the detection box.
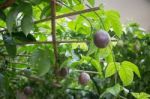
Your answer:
[97,0,150,31]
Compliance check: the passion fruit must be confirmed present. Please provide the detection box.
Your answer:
[23,86,33,96]
[79,72,90,85]
[93,30,110,48]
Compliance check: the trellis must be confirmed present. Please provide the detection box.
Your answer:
[0,0,101,82]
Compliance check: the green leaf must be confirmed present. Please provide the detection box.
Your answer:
[132,92,150,99]
[105,62,120,78]
[91,59,102,76]
[99,47,111,58]
[119,64,133,86]
[122,61,141,78]
[2,34,17,58]
[21,15,34,36]
[82,56,102,76]
[87,41,98,56]
[87,0,95,7]
[30,47,52,76]
[20,2,33,16]
[0,10,6,21]
[40,6,51,19]
[6,7,19,33]
[30,0,42,5]
[106,10,122,37]
[105,84,123,96]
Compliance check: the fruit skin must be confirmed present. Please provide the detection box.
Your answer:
[57,67,69,77]
[23,86,33,96]
[79,72,90,85]
[93,30,110,48]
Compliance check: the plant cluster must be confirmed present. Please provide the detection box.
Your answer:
[0,0,150,99]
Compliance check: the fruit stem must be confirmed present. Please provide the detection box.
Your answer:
[109,45,118,84]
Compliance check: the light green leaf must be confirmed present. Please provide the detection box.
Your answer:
[91,59,102,76]
[106,10,122,37]
[99,47,111,58]
[87,0,95,6]
[87,41,98,56]
[119,64,133,86]
[122,61,141,78]
[105,84,123,96]
[82,56,102,76]
[132,92,150,99]
[30,47,51,76]
[105,62,120,78]
[21,15,34,36]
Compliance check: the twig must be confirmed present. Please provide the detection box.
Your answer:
[74,69,99,74]
[34,7,99,24]
[0,39,117,46]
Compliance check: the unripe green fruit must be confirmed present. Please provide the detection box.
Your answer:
[79,72,90,85]
[93,30,110,48]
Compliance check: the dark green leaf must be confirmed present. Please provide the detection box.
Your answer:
[0,10,6,21]
[0,73,4,88]
[11,31,36,42]
[30,47,52,76]
[20,2,33,16]
[2,34,16,58]
[30,0,42,5]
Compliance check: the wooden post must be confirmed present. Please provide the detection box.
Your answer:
[51,0,58,68]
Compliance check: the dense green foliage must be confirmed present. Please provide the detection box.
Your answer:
[0,0,150,99]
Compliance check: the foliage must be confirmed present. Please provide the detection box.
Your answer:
[0,0,149,99]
